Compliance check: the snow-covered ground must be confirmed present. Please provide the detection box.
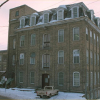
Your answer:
[0,88,86,99]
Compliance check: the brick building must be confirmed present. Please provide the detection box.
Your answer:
[0,50,7,80]
[7,2,100,99]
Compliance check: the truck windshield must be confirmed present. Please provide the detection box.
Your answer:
[45,87,52,89]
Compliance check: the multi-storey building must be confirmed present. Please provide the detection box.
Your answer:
[0,50,7,80]
[7,2,100,99]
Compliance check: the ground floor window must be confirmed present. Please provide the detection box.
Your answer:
[30,72,34,84]
[58,72,64,86]
[19,72,23,83]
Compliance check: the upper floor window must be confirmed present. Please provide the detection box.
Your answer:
[73,49,80,64]
[57,10,64,20]
[97,54,99,66]
[86,27,88,41]
[94,72,96,85]
[58,72,64,86]
[97,36,99,47]
[98,72,99,84]
[12,55,15,65]
[90,31,92,43]
[86,50,89,64]
[73,27,79,41]
[42,54,50,68]
[94,33,96,45]
[19,53,24,65]
[15,11,19,16]
[30,16,36,26]
[58,50,64,64]
[13,39,16,49]
[30,72,34,84]
[30,52,35,64]
[0,55,2,61]
[58,29,64,42]
[72,7,79,18]
[90,51,93,65]
[73,72,80,86]
[91,72,93,86]
[43,34,50,48]
[19,72,23,83]
[20,35,25,47]
[20,18,25,28]
[94,53,96,65]
[44,13,49,23]
[25,18,29,26]
[31,34,36,46]
[87,72,89,86]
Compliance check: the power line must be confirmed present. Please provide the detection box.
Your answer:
[0,0,9,7]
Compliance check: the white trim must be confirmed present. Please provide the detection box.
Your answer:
[57,9,64,21]
[43,13,49,23]
[30,16,36,26]
[58,72,64,86]
[73,72,80,86]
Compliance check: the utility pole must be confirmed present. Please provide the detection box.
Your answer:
[0,0,9,7]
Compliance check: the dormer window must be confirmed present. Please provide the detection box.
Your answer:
[57,10,64,20]
[72,7,79,18]
[44,13,49,23]
[25,18,29,26]
[90,10,94,22]
[20,18,25,28]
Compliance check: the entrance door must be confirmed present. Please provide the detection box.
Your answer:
[42,74,50,88]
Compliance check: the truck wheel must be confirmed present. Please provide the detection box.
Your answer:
[40,96,42,98]
[48,94,51,98]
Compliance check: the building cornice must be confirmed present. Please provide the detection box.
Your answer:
[15,16,100,33]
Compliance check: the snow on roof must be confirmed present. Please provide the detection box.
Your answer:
[33,12,39,16]
[59,5,67,9]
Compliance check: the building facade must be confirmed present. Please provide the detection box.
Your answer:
[7,2,100,99]
[0,50,7,80]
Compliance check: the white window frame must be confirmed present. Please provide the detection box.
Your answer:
[90,51,93,65]
[19,53,24,65]
[58,72,64,86]
[57,9,64,20]
[94,72,96,85]
[19,72,23,83]
[30,72,34,84]
[58,50,64,64]
[43,13,49,23]
[73,27,79,41]
[30,53,35,64]
[73,49,80,64]
[86,27,88,41]
[71,6,79,18]
[30,16,36,26]
[13,39,16,49]
[94,53,96,65]
[31,34,36,46]
[58,29,64,43]
[73,72,80,86]
[90,31,92,43]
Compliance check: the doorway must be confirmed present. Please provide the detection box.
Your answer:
[42,74,50,88]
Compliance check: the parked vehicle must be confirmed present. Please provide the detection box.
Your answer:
[36,86,59,98]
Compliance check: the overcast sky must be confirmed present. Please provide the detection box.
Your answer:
[0,0,100,50]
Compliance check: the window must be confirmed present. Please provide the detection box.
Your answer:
[13,39,16,49]
[15,11,19,16]
[44,13,49,23]
[58,72,64,86]
[19,72,23,83]
[42,54,50,68]
[97,54,99,66]
[58,50,64,64]
[20,35,25,47]
[94,72,96,85]
[31,34,36,46]
[73,7,78,18]
[12,55,15,65]
[87,72,89,86]
[94,53,96,65]
[30,72,34,84]
[97,36,99,47]
[73,50,80,64]
[90,31,92,43]
[20,18,25,28]
[30,16,36,26]
[30,53,35,64]
[94,33,96,45]
[58,29,64,42]
[73,27,79,41]
[73,72,80,86]
[19,53,24,65]
[57,10,63,20]
[86,50,89,64]
[86,28,88,41]
[25,18,29,26]
[0,55,2,61]
[91,72,93,86]
[43,34,50,48]
[98,72,99,84]
[90,51,93,65]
